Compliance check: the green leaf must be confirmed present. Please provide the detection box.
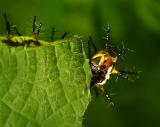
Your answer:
[0,37,91,127]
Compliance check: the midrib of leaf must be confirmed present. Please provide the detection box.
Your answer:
[0,38,91,127]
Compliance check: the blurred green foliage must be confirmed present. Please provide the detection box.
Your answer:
[0,0,160,127]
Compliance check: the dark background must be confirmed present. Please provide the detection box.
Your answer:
[0,0,160,127]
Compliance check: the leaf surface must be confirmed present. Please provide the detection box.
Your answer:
[0,37,91,127]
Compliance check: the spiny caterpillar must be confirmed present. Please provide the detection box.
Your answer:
[0,14,139,106]
[88,25,139,106]
[0,13,69,47]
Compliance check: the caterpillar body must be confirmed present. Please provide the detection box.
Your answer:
[0,14,69,47]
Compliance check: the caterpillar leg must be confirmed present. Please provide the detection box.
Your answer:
[32,16,36,34]
[61,32,69,39]
[118,70,140,80]
[88,36,98,60]
[12,26,21,36]
[99,85,114,106]
[104,24,110,43]
[36,23,42,35]
[88,36,97,52]
[4,13,11,35]
[31,16,42,40]
[104,89,114,106]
